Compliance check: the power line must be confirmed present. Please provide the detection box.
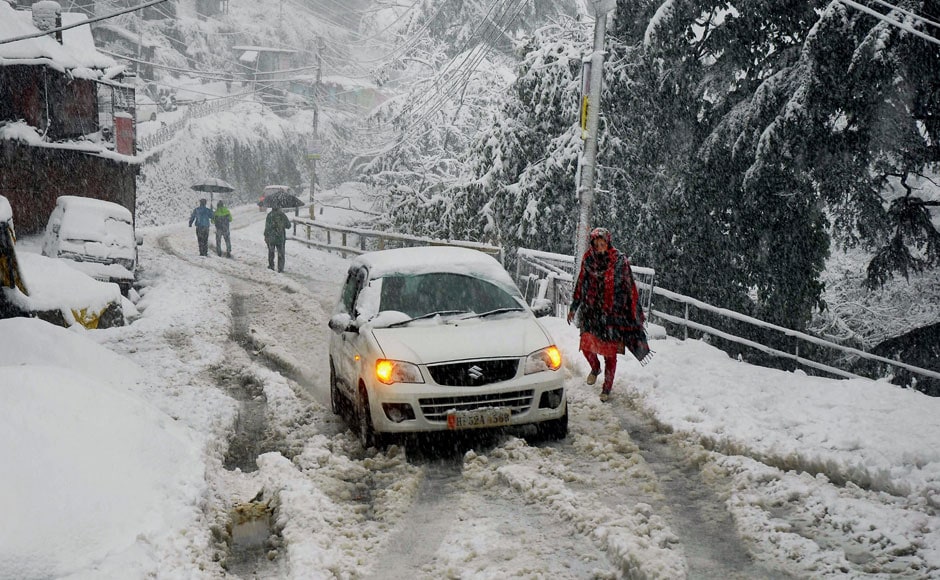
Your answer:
[145,77,254,100]
[280,0,444,70]
[839,0,940,47]
[393,0,527,136]
[389,0,519,125]
[349,0,424,44]
[350,2,448,65]
[279,0,394,49]
[0,0,170,46]
[99,48,233,80]
[345,0,528,156]
[864,0,940,31]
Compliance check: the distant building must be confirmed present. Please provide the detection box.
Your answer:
[318,74,387,111]
[0,1,139,234]
[91,23,157,79]
[233,45,297,113]
[195,0,224,19]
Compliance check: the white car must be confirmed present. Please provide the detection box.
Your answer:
[41,196,140,295]
[328,246,567,448]
[2,195,124,329]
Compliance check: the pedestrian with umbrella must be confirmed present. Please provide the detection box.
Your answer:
[260,189,301,272]
[190,178,235,206]
[188,198,213,256]
[189,178,235,258]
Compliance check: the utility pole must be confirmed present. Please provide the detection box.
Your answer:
[306,38,322,218]
[574,0,616,275]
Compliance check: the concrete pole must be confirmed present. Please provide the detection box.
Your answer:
[309,39,322,217]
[574,1,614,276]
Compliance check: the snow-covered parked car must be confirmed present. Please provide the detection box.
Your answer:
[41,196,140,295]
[1,195,124,329]
[328,246,567,448]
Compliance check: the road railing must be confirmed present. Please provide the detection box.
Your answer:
[515,247,656,319]
[514,247,940,384]
[137,95,239,152]
[289,217,503,262]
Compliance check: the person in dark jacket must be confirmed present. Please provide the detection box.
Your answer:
[188,198,213,256]
[567,227,650,401]
[264,207,291,272]
[213,200,232,257]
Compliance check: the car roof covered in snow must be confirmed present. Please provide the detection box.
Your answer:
[353,246,519,293]
[55,195,132,221]
[53,196,134,246]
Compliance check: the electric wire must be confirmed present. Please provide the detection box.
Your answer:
[343,0,528,156]
[347,2,447,65]
[337,2,517,151]
[0,0,170,45]
[839,0,940,46]
[99,48,235,80]
[344,0,423,44]
[863,0,940,31]
[388,0,520,125]
[278,0,395,48]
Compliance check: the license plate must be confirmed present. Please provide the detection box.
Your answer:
[446,407,511,430]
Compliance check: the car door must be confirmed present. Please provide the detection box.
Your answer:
[333,266,367,397]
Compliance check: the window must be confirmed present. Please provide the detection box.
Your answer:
[378,273,518,318]
[340,268,366,314]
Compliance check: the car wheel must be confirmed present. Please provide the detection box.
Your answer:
[356,385,382,449]
[536,405,568,441]
[96,302,125,329]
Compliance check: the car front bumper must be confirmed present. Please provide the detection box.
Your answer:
[365,370,566,434]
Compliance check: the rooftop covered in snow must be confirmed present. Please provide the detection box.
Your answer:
[0,3,116,75]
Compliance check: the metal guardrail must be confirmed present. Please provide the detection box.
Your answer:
[289,216,504,262]
[136,96,238,152]
[514,247,940,383]
[514,248,656,318]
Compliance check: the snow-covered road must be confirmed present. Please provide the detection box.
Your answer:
[3,199,938,579]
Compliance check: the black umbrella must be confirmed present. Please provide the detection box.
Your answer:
[259,190,304,209]
[190,178,235,193]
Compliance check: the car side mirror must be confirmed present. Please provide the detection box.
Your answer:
[531,298,553,318]
[328,313,358,334]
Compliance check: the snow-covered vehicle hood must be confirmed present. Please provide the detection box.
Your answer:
[370,316,550,364]
[59,258,135,283]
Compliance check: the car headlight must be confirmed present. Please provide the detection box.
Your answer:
[525,345,562,374]
[375,359,425,385]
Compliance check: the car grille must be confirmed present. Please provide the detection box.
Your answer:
[419,390,535,422]
[426,358,519,386]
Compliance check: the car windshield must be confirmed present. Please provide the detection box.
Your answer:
[377,272,522,321]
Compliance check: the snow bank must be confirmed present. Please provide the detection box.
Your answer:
[0,319,203,578]
[6,252,121,318]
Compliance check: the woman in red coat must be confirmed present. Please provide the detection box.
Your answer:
[567,227,649,401]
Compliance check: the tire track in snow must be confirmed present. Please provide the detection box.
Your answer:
[367,449,617,579]
[612,396,794,579]
[363,458,463,579]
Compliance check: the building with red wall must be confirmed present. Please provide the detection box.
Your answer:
[0,1,139,235]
